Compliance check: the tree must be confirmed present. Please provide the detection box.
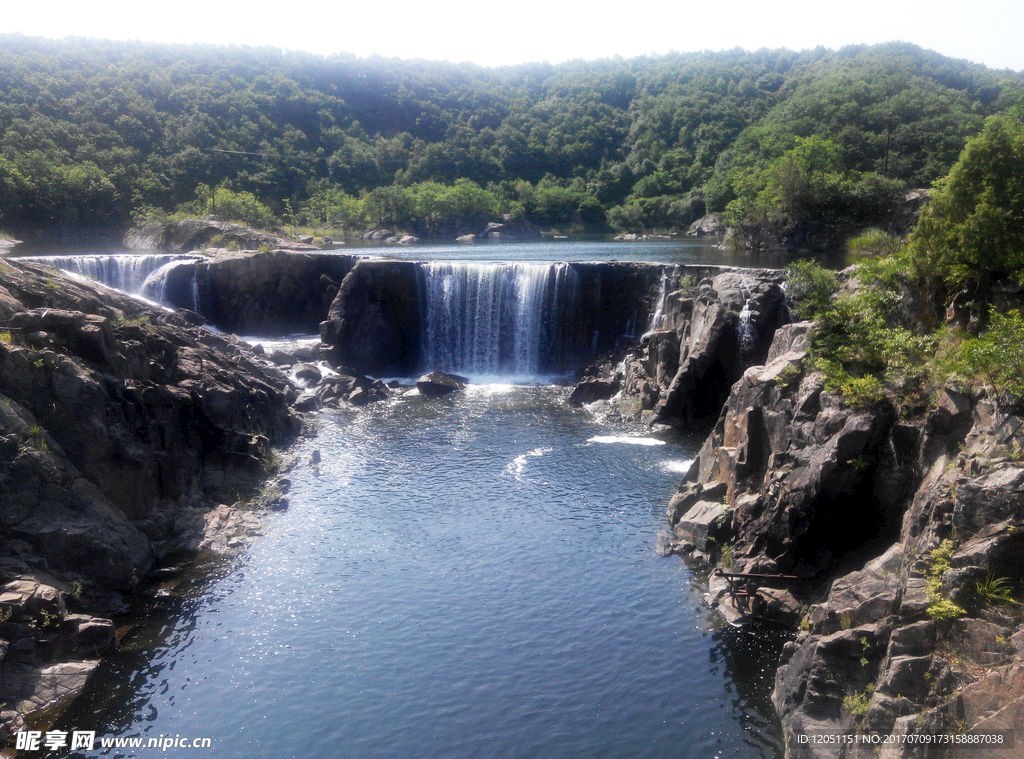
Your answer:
[910,115,1024,291]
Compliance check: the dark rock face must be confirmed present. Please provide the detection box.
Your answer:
[416,371,465,397]
[0,260,300,735]
[572,266,788,428]
[155,251,354,336]
[320,260,422,376]
[668,313,1024,756]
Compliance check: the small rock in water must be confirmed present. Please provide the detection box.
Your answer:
[416,372,466,398]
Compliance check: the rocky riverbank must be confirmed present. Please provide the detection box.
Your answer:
[0,259,301,740]
[663,317,1024,756]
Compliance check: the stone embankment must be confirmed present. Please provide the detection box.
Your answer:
[0,259,301,739]
[664,317,1024,757]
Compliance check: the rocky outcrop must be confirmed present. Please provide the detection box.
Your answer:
[155,250,355,335]
[475,215,539,240]
[666,312,1024,757]
[361,214,539,242]
[124,217,318,253]
[686,215,726,236]
[0,259,300,738]
[575,267,788,429]
[320,260,422,376]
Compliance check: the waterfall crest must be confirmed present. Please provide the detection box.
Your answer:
[20,254,198,300]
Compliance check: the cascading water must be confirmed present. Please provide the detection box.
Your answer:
[421,262,578,378]
[140,259,204,309]
[20,254,199,300]
[646,264,680,333]
[736,275,758,362]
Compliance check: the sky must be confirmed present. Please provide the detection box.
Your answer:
[3,0,1023,72]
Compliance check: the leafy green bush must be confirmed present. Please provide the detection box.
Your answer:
[785,260,840,320]
[952,309,1024,408]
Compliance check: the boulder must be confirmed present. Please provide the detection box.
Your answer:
[567,377,620,405]
[686,215,725,237]
[320,260,423,376]
[416,372,465,398]
[673,500,728,551]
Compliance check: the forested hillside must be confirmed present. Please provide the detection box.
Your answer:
[0,35,1020,240]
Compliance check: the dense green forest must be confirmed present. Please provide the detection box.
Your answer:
[0,34,1020,241]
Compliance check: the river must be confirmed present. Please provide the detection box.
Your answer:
[19,239,790,758]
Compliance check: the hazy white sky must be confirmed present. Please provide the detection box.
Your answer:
[3,0,1023,71]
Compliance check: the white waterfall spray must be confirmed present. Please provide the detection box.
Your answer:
[19,254,199,301]
[421,262,576,377]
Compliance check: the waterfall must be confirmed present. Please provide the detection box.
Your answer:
[421,262,577,377]
[735,275,758,362]
[646,265,679,333]
[20,254,199,299]
[140,259,203,308]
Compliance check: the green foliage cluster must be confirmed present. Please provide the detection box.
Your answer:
[0,35,1017,234]
[952,309,1024,408]
[909,115,1024,290]
[925,539,967,622]
[846,227,904,255]
[785,114,1024,417]
[724,135,907,246]
[842,683,874,719]
[786,259,840,320]
[789,256,935,407]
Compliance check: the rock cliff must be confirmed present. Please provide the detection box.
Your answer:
[155,250,355,335]
[667,315,1024,757]
[573,267,789,429]
[0,259,300,738]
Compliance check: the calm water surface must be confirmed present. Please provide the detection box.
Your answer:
[51,385,786,759]
[9,236,802,268]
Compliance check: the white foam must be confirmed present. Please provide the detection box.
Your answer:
[507,446,553,474]
[659,459,694,473]
[588,436,666,446]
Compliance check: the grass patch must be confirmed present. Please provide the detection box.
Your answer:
[847,227,904,255]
